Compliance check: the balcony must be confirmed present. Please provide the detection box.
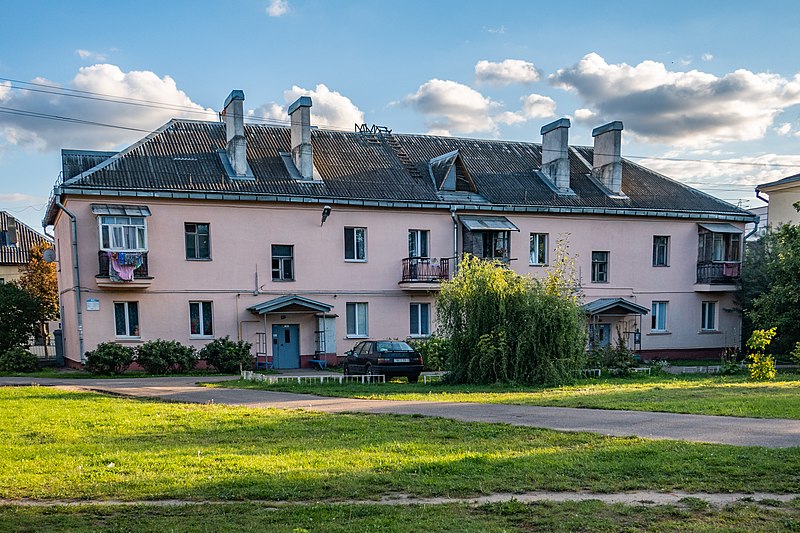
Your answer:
[399,257,453,291]
[695,262,740,292]
[96,251,153,289]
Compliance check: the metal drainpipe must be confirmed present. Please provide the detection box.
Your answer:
[744,216,760,241]
[55,198,85,364]
[450,206,458,273]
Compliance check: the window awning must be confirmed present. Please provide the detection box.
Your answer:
[583,298,649,316]
[460,215,520,232]
[698,223,743,234]
[91,204,152,217]
[248,295,333,315]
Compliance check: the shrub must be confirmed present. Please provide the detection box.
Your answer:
[199,336,253,374]
[0,283,42,355]
[746,328,778,381]
[790,342,800,365]
[0,347,39,373]
[407,336,451,371]
[85,342,135,375]
[136,339,197,374]
[588,326,635,376]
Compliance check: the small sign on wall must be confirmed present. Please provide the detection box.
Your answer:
[86,298,100,311]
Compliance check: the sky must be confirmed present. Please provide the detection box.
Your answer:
[2,0,800,232]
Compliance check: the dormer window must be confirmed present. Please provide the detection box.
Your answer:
[429,150,477,193]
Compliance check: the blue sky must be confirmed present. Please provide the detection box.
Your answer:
[2,0,800,231]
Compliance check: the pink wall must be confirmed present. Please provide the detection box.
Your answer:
[52,196,743,365]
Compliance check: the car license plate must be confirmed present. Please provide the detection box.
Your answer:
[394,358,410,363]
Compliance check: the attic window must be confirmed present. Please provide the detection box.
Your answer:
[429,150,477,193]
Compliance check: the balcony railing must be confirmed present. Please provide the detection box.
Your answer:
[98,251,150,279]
[696,262,740,284]
[401,257,453,283]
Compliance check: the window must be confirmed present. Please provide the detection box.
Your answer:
[271,244,294,281]
[410,303,430,336]
[0,231,7,246]
[482,231,509,260]
[346,302,368,337]
[408,229,429,258]
[344,227,367,261]
[189,301,213,336]
[701,301,717,331]
[529,233,548,266]
[185,223,210,260]
[99,216,147,251]
[591,251,609,283]
[652,236,669,266]
[698,231,741,263]
[114,301,139,337]
[651,301,668,331]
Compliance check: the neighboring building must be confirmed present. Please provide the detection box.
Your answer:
[44,91,755,368]
[0,210,50,285]
[746,205,768,239]
[755,174,800,227]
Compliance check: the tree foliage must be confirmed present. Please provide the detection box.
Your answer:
[746,328,777,381]
[15,242,58,322]
[741,216,800,355]
[0,283,42,355]
[437,250,586,386]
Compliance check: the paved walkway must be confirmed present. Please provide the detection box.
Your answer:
[3,376,799,448]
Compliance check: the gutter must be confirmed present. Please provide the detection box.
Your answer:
[450,206,458,274]
[745,215,761,241]
[54,198,85,364]
[755,189,769,204]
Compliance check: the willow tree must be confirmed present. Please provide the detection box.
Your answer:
[437,250,586,386]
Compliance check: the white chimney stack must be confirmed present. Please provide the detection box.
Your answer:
[540,118,571,192]
[288,96,314,180]
[222,90,248,177]
[591,121,624,194]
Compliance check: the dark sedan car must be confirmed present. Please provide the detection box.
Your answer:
[342,340,424,382]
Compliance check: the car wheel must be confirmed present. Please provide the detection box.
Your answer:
[407,375,419,384]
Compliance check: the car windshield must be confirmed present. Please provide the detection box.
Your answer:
[375,341,414,352]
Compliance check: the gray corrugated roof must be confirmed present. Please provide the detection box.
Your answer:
[50,119,753,220]
[1,211,49,266]
[756,172,800,192]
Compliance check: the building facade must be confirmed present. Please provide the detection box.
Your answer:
[44,91,755,368]
[756,174,800,228]
[1,211,49,285]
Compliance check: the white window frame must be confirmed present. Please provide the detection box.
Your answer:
[410,302,431,337]
[346,302,368,338]
[114,301,140,338]
[652,236,669,267]
[344,227,367,262]
[651,301,668,332]
[99,216,147,252]
[271,244,295,281]
[701,301,717,331]
[529,233,548,266]
[189,301,214,338]
[408,229,429,258]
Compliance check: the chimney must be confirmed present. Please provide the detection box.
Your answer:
[591,121,623,194]
[288,96,314,180]
[222,90,247,177]
[540,118,571,191]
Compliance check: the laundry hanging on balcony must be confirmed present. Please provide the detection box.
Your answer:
[722,262,740,277]
[108,251,144,281]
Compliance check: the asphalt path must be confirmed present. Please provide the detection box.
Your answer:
[3,375,799,448]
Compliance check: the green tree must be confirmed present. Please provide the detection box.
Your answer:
[437,252,586,386]
[741,212,800,355]
[15,241,59,321]
[0,283,42,355]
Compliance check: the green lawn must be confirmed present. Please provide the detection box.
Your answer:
[1,387,799,503]
[1,500,799,532]
[209,373,800,419]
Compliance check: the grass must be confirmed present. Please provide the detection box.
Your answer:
[0,368,234,379]
[1,500,799,532]
[208,372,800,419]
[1,386,799,503]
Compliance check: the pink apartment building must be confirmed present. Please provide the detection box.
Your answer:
[44,91,755,369]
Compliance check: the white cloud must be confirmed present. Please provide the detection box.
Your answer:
[549,52,800,146]
[573,108,596,122]
[0,80,10,102]
[252,84,364,129]
[486,25,505,35]
[475,59,540,85]
[0,64,216,151]
[0,193,43,203]
[497,94,556,125]
[402,79,500,136]
[266,0,289,17]
[75,49,107,62]
[775,122,792,136]
[702,53,714,62]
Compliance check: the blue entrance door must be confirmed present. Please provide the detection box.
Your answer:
[272,324,300,369]
[589,324,611,349]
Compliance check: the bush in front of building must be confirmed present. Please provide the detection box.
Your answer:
[0,347,39,373]
[199,336,253,374]
[136,339,198,374]
[0,283,43,356]
[407,336,451,371]
[85,342,135,375]
[746,328,778,381]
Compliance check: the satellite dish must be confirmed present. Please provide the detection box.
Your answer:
[42,248,56,263]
